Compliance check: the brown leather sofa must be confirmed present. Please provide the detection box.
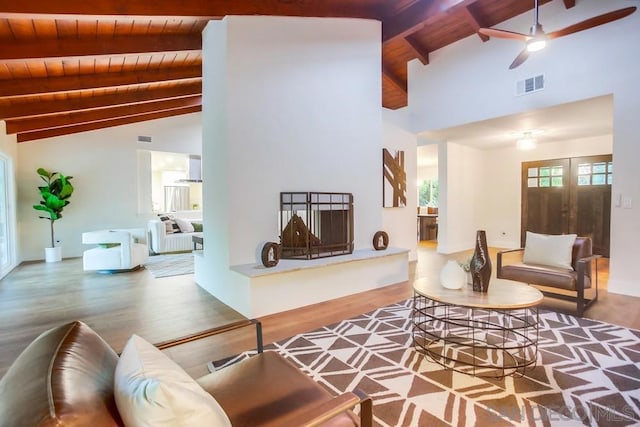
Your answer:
[497,236,600,317]
[0,320,372,426]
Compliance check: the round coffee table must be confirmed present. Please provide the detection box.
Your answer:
[412,277,543,378]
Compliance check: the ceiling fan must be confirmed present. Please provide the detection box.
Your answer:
[479,0,637,69]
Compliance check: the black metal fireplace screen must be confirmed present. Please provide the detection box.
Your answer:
[280,192,354,260]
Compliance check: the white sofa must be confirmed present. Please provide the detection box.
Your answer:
[82,228,149,272]
[148,213,203,254]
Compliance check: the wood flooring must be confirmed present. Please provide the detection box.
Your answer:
[1,242,638,379]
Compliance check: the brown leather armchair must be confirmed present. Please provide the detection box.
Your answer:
[497,236,600,317]
[0,320,372,426]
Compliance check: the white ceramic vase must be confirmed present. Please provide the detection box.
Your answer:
[45,246,62,263]
[440,260,465,290]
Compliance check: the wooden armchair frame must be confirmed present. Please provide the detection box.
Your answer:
[154,319,373,427]
[497,239,601,317]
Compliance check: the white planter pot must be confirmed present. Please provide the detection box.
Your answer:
[45,246,62,263]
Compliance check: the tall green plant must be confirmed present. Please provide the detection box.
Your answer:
[33,168,74,248]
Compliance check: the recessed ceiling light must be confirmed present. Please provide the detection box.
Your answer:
[511,129,545,137]
[517,134,537,150]
[512,129,544,150]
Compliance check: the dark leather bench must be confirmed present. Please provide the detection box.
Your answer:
[497,236,600,317]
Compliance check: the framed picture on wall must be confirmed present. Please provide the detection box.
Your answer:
[383,148,407,208]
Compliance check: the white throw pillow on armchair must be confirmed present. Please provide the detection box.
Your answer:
[522,231,577,270]
[114,334,231,427]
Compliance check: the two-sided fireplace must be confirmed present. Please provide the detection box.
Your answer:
[279,192,354,260]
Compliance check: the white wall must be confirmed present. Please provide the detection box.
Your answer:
[407,0,640,296]
[198,16,384,296]
[437,142,484,254]
[226,16,382,264]
[17,113,202,261]
[382,108,418,261]
[0,121,19,277]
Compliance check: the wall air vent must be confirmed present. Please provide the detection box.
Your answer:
[137,135,152,143]
[516,74,544,96]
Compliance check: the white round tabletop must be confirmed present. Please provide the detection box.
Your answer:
[413,277,544,310]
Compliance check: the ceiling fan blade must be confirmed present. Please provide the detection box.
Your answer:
[548,6,637,39]
[509,48,530,69]
[479,28,531,42]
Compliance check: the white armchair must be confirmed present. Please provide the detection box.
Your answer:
[82,228,149,272]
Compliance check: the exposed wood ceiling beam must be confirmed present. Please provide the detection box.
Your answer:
[17,105,202,143]
[383,0,477,44]
[461,6,489,42]
[0,66,202,98]
[381,66,406,94]
[0,34,201,62]
[404,36,429,65]
[0,83,202,120]
[0,0,570,128]
[0,0,383,20]
[6,96,202,134]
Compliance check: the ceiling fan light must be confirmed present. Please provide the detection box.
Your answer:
[527,38,547,52]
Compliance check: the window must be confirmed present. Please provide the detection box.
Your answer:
[0,155,12,278]
[527,166,564,188]
[418,179,439,206]
[577,161,613,186]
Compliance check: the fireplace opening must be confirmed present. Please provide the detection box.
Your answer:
[280,192,354,260]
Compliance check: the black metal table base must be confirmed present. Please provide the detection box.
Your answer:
[412,292,539,378]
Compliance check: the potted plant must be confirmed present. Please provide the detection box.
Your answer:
[32,168,74,262]
[458,257,472,285]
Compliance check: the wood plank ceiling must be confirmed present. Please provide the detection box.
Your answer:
[0,0,568,142]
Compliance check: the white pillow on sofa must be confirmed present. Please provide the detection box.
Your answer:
[522,231,577,270]
[114,334,231,427]
[174,217,195,233]
[159,215,180,234]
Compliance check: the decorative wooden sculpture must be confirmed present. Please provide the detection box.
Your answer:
[470,230,492,292]
[261,242,281,268]
[372,231,389,250]
[281,214,321,248]
[382,149,407,208]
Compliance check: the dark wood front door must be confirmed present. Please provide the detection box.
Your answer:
[521,155,612,256]
[521,158,571,244]
[569,155,612,257]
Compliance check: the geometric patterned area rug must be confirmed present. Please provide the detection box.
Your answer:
[211,299,640,426]
[144,253,194,278]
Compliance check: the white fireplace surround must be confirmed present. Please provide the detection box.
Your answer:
[196,247,409,318]
[195,16,414,316]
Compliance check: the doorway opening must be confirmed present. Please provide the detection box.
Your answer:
[149,151,202,213]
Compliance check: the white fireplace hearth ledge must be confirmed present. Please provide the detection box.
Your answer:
[195,247,410,318]
[230,247,408,278]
